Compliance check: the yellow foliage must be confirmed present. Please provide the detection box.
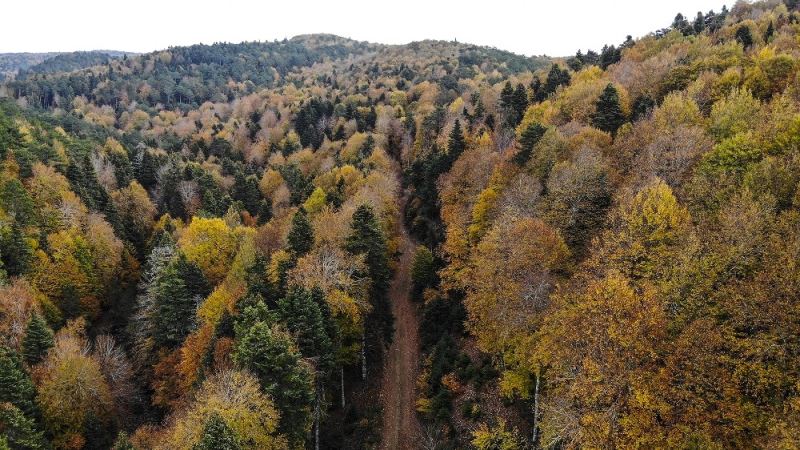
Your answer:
[179,217,238,285]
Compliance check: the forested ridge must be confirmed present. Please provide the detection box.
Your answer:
[0,1,800,449]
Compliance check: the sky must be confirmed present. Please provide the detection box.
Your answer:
[2,0,727,56]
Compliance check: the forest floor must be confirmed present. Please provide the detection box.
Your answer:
[380,205,423,450]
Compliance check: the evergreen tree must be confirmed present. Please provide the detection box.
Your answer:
[0,403,47,450]
[0,347,36,416]
[345,205,393,367]
[447,120,466,166]
[277,287,333,369]
[592,83,626,136]
[234,321,314,445]
[513,122,548,166]
[153,262,195,349]
[232,173,261,216]
[193,413,241,450]
[256,199,273,226]
[736,25,754,49]
[21,313,54,366]
[287,207,314,257]
[0,223,32,277]
[511,83,529,126]
[765,21,775,42]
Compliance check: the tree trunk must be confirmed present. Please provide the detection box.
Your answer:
[532,372,540,446]
[340,367,345,408]
[361,332,367,381]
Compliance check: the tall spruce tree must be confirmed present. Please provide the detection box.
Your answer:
[447,119,467,166]
[277,287,334,370]
[21,313,54,366]
[287,207,314,257]
[345,205,393,371]
[152,262,195,349]
[592,83,626,136]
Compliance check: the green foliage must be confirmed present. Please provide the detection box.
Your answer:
[193,412,241,450]
[234,321,314,444]
[0,403,48,450]
[591,83,626,135]
[346,205,393,365]
[0,347,37,417]
[287,207,314,257]
[22,313,54,366]
[513,122,547,166]
[410,246,437,301]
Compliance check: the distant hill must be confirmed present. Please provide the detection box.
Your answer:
[0,50,133,81]
[4,35,548,110]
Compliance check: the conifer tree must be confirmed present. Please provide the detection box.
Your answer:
[193,413,241,450]
[447,119,466,166]
[234,321,314,445]
[513,122,548,166]
[22,313,54,366]
[346,205,393,370]
[277,287,333,367]
[0,403,47,450]
[287,207,314,257]
[0,346,37,416]
[153,263,195,349]
[592,83,626,136]
[736,25,754,49]
[256,199,272,226]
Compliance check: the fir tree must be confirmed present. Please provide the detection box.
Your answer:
[153,262,195,349]
[346,205,393,367]
[0,403,47,450]
[447,120,466,166]
[513,122,548,166]
[0,347,36,416]
[277,287,333,369]
[234,321,314,445]
[193,413,241,450]
[287,207,314,257]
[21,313,54,366]
[592,83,626,136]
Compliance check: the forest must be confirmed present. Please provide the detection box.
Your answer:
[1,1,800,449]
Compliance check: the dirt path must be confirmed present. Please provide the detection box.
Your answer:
[380,209,423,450]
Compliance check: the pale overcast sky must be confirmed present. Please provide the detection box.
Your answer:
[2,0,727,56]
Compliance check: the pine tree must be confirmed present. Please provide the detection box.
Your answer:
[193,413,241,450]
[592,83,626,136]
[447,119,466,166]
[22,313,54,366]
[234,321,314,445]
[765,21,775,42]
[513,122,548,166]
[0,346,37,416]
[287,207,314,257]
[232,173,261,216]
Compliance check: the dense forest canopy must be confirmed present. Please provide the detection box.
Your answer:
[1,1,800,449]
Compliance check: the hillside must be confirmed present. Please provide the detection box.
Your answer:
[0,50,132,81]
[1,2,800,449]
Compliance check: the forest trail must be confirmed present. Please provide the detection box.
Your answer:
[380,203,423,450]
